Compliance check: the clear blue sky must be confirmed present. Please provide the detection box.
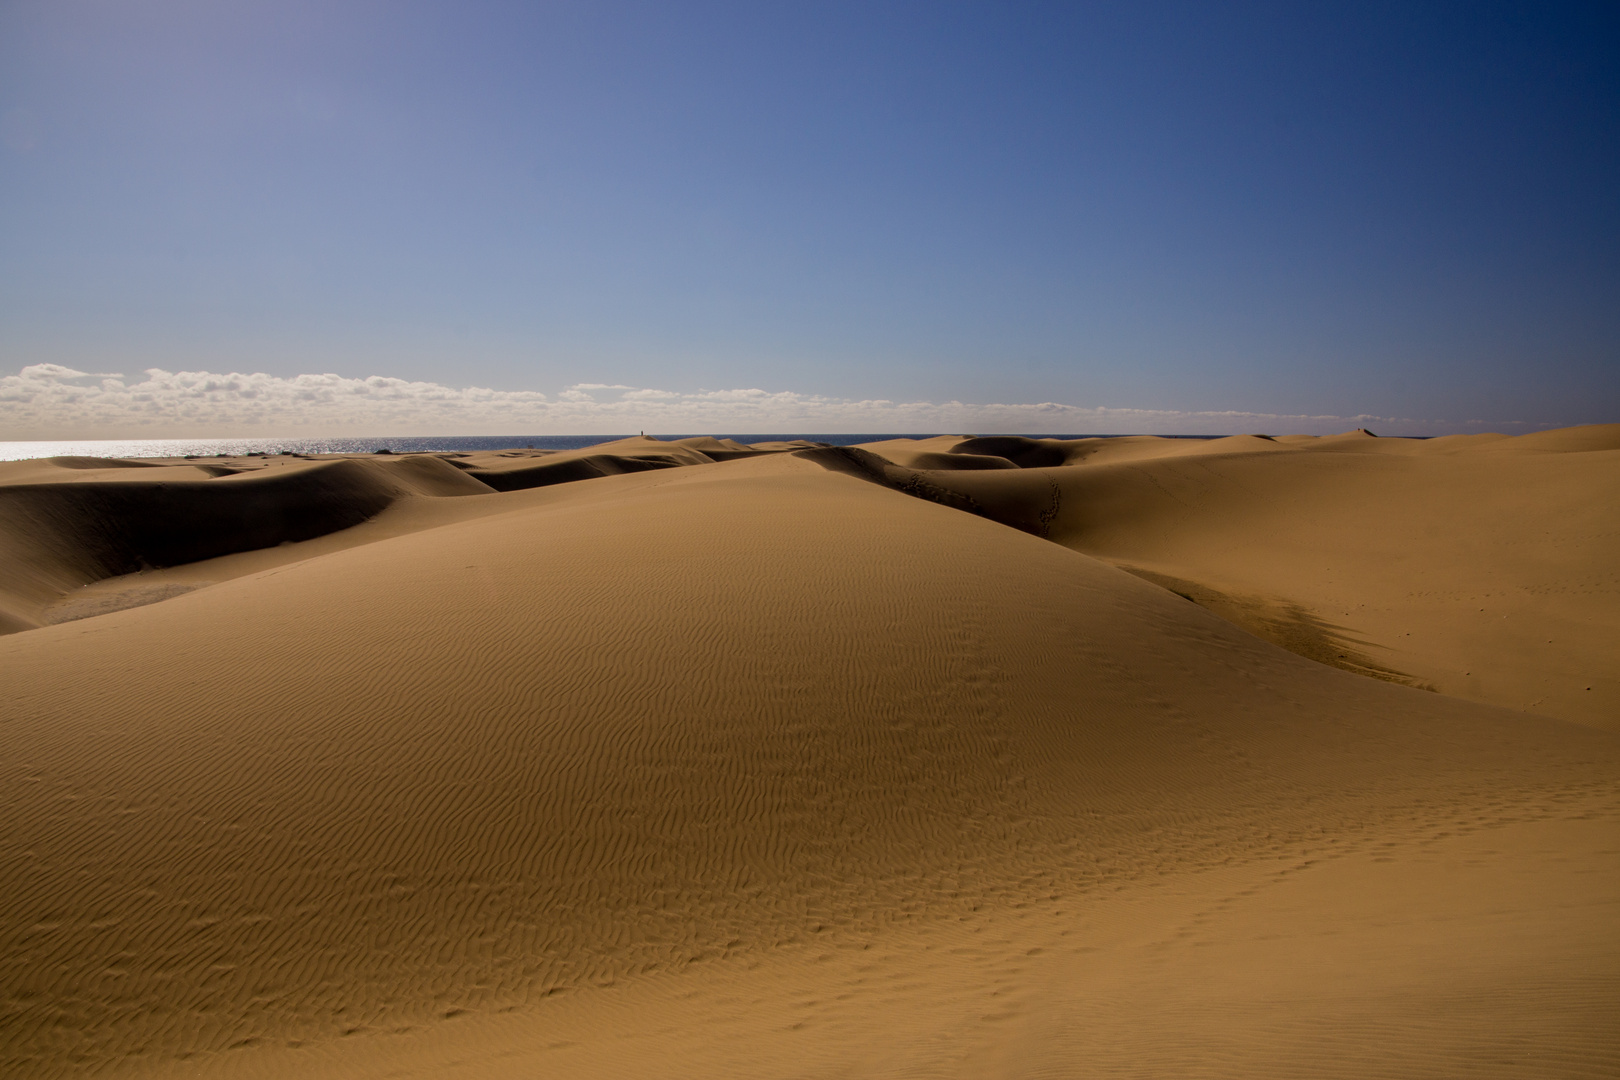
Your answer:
[1,1,1617,434]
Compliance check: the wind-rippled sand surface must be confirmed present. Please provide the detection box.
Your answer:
[2,429,1617,1077]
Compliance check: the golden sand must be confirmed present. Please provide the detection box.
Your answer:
[2,428,1617,1077]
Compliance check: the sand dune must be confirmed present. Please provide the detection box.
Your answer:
[852,425,1620,728]
[1,430,1618,1077]
[0,438,828,631]
[0,455,494,632]
[442,436,832,490]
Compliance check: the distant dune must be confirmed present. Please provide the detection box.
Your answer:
[2,427,1617,1078]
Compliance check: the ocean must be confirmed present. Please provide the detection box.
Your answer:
[0,433,1210,461]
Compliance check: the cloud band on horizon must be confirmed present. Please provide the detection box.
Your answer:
[0,364,1523,439]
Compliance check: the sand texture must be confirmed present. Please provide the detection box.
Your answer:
[1,428,1617,1078]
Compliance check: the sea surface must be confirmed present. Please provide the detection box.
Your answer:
[0,434,1212,461]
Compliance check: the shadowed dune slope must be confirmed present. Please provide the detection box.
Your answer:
[0,455,494,631]
[443,436,810,490]
[2,453,1617,1078]
[454,451,688,490]
[443,436,719,490]
[853,426,1620,728]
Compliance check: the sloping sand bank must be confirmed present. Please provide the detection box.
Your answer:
[1,431,1617,1078]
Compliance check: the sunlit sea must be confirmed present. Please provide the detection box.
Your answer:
[0,433,1194,462]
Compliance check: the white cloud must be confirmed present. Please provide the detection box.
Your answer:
[0,363,1529,438]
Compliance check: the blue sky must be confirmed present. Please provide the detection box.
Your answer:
[1,1,1616,436]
